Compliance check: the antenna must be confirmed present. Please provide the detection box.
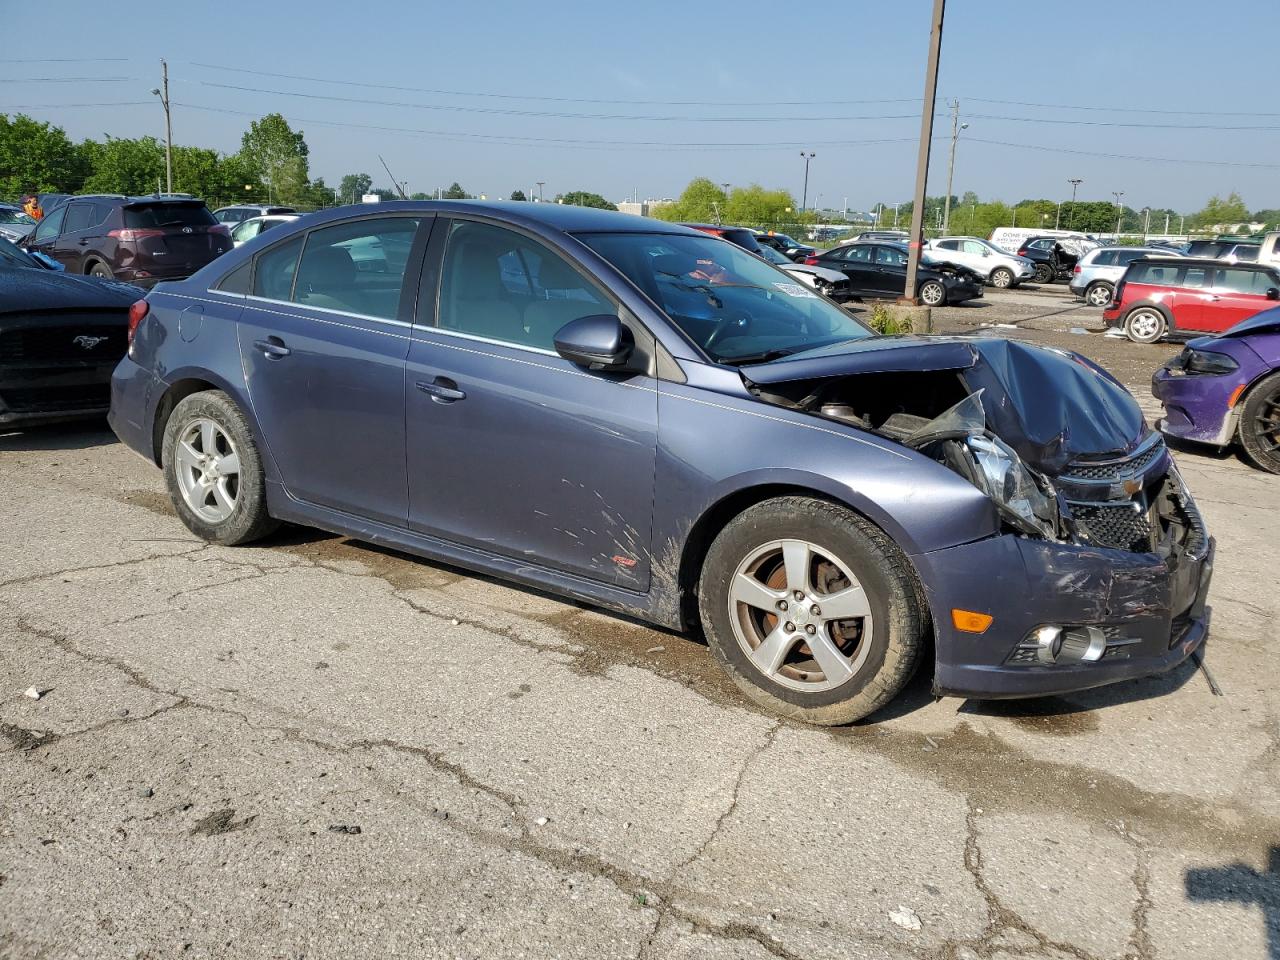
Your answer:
[379,155,407,199]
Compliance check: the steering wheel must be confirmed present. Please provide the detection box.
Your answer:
[704,309,753,351]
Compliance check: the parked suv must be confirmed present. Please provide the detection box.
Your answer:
[25,196,232,287]
[926,237,1035,288]
[1070,246,1182,307]
[680,223,765,254]
[1103,257,1280,342]
[213,204,297,225]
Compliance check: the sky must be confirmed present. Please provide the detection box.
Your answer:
[3,0,1277,214]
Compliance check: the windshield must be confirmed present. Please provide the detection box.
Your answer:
[0,209,35,225]
[579,231,873,364]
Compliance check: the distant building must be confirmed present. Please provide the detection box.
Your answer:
[615,199,676,218]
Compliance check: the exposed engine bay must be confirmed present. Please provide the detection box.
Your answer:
[742,337,1208,561]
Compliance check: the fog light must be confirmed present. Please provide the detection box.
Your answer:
[1056,626,1107,663]
[1007,624,1110,665]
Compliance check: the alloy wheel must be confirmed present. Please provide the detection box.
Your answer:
[1251,390,1280,461]
[728,538,874,693]
[991,268,1013,288]
[1125,309,1164,343]
[920,282,945,306]
[1086,283,1112,306]
[173,418,241,523]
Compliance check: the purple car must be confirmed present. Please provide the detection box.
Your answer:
[1152,306,1280,473]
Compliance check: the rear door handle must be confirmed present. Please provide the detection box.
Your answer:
[416,377,466,402]
[253,337,291,359]
[77,238,89,246]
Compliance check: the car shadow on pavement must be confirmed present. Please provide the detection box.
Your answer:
[1163,434,1262,472]
[0,421,117,451]
[1186,847,1280,960]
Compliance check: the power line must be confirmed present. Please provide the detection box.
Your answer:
[1,102,153,109]
[184,61,921,108]
[965,95,1280,118]
[0,77,134,83]
[192,80,921,123]
[967,112,1280,131]
[965,137,1280,169]
[0,58,129,63]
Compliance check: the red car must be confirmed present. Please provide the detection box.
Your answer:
[1103,256,1280,343]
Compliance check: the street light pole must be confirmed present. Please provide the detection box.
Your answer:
[942,100,967,234]
[903,0,947,304]
[799,152,816,212]
[1067,178,1082,230]
[1112,191,1125,237]
[151,59,173,195]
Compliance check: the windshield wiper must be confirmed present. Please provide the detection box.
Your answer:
[719,348,796,366]
[656,270,723,308]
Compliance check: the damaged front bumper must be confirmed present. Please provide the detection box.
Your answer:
[918,529,1212,700]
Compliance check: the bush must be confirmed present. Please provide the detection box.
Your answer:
[866,303,913,335]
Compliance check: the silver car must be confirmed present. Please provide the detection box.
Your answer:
[1069,246,1184,306]
[926,237,1036,288]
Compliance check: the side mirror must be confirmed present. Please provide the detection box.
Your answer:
[1267,287,1279,301]
[554,314,635,370]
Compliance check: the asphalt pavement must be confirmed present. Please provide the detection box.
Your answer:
[2,284,1277,960]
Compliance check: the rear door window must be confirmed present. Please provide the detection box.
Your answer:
[1093,250,1117,266]
[61,203,94,233]
[876,246,907,266]
[124,203,216,229]
[292,216,420,319]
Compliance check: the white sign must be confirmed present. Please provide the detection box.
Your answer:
[361,194,380,204]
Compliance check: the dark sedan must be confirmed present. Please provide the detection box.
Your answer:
[0,237,137,427]
[807,240,984,306]
[109,202,1211,723]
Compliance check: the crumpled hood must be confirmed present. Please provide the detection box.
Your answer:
[0,267,139,314]
[742,335,1148,473]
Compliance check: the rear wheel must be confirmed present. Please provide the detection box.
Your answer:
[161,390,279,545]
[88,261,113,279]
[698,497,928,725]
[1238,372,1280,474]
[1085,282,1113,307]
[989,267,1014,288]
[1124,307,1167,344]
[919,280,946,306]
[1032,262,1054,284]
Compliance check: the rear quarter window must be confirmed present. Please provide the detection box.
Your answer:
[124,203,216,228]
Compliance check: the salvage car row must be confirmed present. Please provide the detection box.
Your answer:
[4,202,1279,731]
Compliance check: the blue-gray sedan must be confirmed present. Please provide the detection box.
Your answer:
[108,201,1213,723]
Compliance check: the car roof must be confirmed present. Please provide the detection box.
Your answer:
[1134,256,1268,267]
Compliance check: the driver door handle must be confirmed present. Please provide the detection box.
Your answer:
[416,377,466,402]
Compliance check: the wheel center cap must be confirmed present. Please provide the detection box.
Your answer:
[793,603,812,626]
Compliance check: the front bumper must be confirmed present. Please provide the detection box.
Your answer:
[1151,367,1240,446]
[0,361,119,427]
[918,531,1213,699]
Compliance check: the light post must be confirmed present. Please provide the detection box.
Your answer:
[1067,178,1082,230]
[1112,191,1125,237]
[1142,206,1151,242]
[941,99,967,234]
[150,59,173,195]
[799,151,816,212]
[893,202,900,229]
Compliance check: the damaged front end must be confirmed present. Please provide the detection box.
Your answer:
[741,336,1214,698]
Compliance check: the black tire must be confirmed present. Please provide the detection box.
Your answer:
[87,261,113,279]
[161,390,279,545]
[1032,262,1053,284]
[1123,306,1168,344]
[697,496,928,725]
[1084,281,1113,307]
[1237,372,1280,474]
[919,280,946,306]
[989,267,1014,289]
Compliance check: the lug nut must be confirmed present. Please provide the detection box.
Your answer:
[793,590,804,601]
[804,624,816,635]
[810,604,821,616]
[777,600,789,612]
[783,622,796,633]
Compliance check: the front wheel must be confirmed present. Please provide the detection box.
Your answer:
[1124,307,1167,344]
[1085,282,1113,307]
[88,261,113,279]
[698,497,928,725]
[161,390,279,545]
[1238,372,1280,474]
[989,267,1014,288]
[919,280,946,306]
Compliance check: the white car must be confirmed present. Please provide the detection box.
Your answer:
[926,237,1036,288]
[230,214,300,247]
[757,244,849,299]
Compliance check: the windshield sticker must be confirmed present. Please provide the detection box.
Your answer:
[772,281,817,299]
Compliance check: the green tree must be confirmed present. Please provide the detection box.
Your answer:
[509,189,527,201]
[79,136,165,195]
[238,113,309,204]
[724,184,795,226]
[652,177,727,223]
[0,114,85,196]
[1193,192,1250,230]
[338,173,373,204]
[558,190,616,210]
[442,182,469,200]
[409,191,433,200]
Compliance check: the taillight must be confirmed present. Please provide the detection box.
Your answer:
[1073,265,1082,274]
[127,300,149,344]
[209,224,231,237]
[109,228,165,242]
[1111,281,1126,306]
[1017,247,1028,256]
[804,255,819,265]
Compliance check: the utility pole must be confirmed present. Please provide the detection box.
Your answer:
[1067,178,1082,229]
[942,99,966,234]
[893,202,900,229]
[903,0,946,304]
[799,152,816,212]
[151,60,173,195]
[536,181,545,202]
[1055,200,1063,230]
[1142,207,1151,241]
[1112,191,1125,237]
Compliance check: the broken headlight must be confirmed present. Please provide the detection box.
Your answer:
[963,435,1059,538]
